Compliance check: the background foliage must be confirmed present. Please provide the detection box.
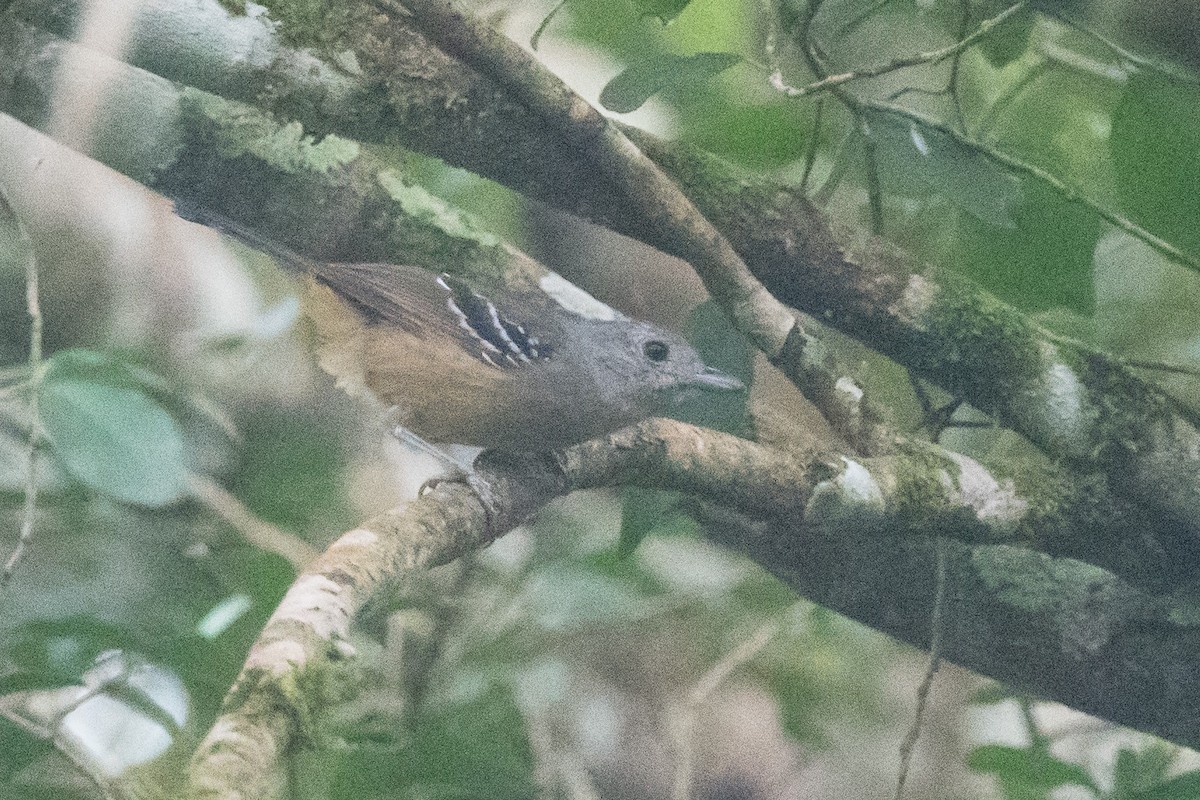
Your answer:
[1,0,1199,797]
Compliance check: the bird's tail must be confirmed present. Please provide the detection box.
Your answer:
[173,200,317,274]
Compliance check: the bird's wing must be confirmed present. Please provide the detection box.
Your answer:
[314,262,551,368]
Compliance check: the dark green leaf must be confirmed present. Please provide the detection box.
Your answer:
[1112,743,1177,797]
[676,300,752,433]
[44,348,167,393]
[310,686,536,800]
[951,177,1100,315]
[0,718,56,785]
[1111,71,1200,264]
[636,0,693,23]
[40,378,188,507]
[867,111,1022,229]
[229,411,349,532]
[618,487,681,558]
[977,7,1035,68]
[971,683,1014,705]
[677,99,822,169]
[599,52,742,113]
[1140,770,1200,800]
[1,618,133,693]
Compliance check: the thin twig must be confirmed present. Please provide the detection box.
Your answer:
[890,0,971,130]
[1,185,43,591]
[788,1,1199,274]
[776,3,1026,98]
[859,113,884,234]
[893,538,947,800]
[186,473,319,569]
[761,0,825,193]
[800,96,824,191]
[973,55,1050,136]
[672,615,788,800]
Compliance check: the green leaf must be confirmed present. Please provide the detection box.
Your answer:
[676,300,753,432]
[867,111,1022,229]
[44,348,166,392]
[968,744,1097,794]
[40,378,188,507]
[1140,770,1200,800]
[951,177,1100,315]
[599,52,742,113]
[971,682,1014,705]
[1,617,134,694]
[976,7,1035,68]
[310,686,536,800]
[636,0,693,23]
[618,486,681,558]
[1111,71,1200,264]
[523,566,654,631]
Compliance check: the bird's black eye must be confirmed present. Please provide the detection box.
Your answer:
[643,340,670,362]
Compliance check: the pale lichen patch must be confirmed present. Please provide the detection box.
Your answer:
[805,457,887,535]
[943,452,1028,526]
[1019,360,1093,459]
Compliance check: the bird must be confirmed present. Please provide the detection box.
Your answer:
[177,203,745,452]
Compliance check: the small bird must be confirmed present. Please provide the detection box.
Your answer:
[178,204,745,451]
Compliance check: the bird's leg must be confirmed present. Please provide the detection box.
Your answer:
[390,425,498,530]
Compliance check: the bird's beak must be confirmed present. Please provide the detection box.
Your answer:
[691,366,745,392]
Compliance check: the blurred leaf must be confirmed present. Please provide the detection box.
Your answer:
[523,566,654,631]
[310,686,535,800]
[618,487,681,558]
[0,717,55,786]
[1110,743,1197,800]
[968,744,1097,796]
[676,300,752,432]
[972,682,1014,705]
[636,0,693,23]
[1111,71,1200,263]
[40,378,188,507]
[1138,770,1200,800]
[599,52,741,113]
[229,411,348,532]
[867,111,1022,229]
[44,348,168,393]
[678,100,820,168]
[764,669,830,748]
[0,618,133,694]
[951,177,1100,314]
[977,6,1035,68]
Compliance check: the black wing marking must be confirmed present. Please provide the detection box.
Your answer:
[436,273,546,367]
[314,263,550,369]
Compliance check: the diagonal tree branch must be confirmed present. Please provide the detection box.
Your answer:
[4,0,1194,538]
[184,417,1200,797]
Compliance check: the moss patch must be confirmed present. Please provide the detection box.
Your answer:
[919,269,1043,406]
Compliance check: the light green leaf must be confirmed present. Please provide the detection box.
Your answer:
[40,379,188,507]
